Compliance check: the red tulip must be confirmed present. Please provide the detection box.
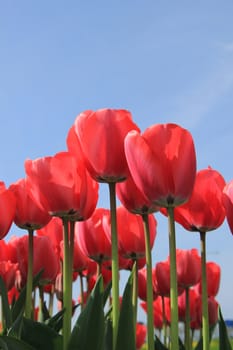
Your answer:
[73,108,140,182]
[81,259,97,279]
[194,294,219,328]
[138,267,156,301]
[178,288,199,323]
[66,125,85,163]
[8,235,59,286]
[176,249,201,288]
[153,260,171,297]
[9,178,51,230]
[8,286,20,305]
[36,217,63,257]
[223,179,233,234]
[122,256,146,271]
[0,181,16,239]
[0,240,10,261]
[195,261,221,297]
[115,206,157,260]
[124,123,196,207]
[136,323,147,350]
[0,260,18,291]
[60,236,89,272]
[207,297,219,326]
[88,266,112,291]
[25,151,98,221]
[76,208,112,263]
[173,168,226,232]
[116,173,159,214]
[141,296,171,329]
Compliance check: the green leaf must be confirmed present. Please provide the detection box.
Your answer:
[21,317,62,350]
[179,337,186,350]
[11,270,43,324]
[103,281,112,307]
[0,276,12,330]
[104,318,113,350]
[0,335,36,350]
[218,307,232,350]
[45,308,66,333]
[115,270,136,350]
[7,309,24,338]
[194,324,216,350]
[68,275,105,350]
[154,335,169,350]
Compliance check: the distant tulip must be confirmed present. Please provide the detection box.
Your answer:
[178,288,199,323]
[176,249,201,288]
[36,217,63,257]
[8,235,59,286]
[8,286,20,305]
[138,267,156,301]
[141,296,171,329]
[223,179,233,234]
[76,208,112,263]
[0,181,16,239]
[88,266,112,291]
[195,261,221,297]
[194,295,219,327]
[116,173,159,215]
[136,323,147,350]
[60,237,89,273]
[0,260,18,291]
[0,240,10,261]
[153,260,171,297]
[113,206,157,260]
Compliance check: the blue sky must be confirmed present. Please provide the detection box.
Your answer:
[1,1,233,321]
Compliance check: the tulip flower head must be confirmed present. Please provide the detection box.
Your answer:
[25,151,98,221]
[174,167,226,233]
[176,248,201,288]
[0,181,16,239]
[223,179,233,234]
[124,123,196,208]
[9,178,51,230]
[74,108,140,183]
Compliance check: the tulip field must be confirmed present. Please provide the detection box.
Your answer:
[0,108,233,350]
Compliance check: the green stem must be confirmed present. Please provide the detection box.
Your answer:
[49,285,54,317]
[200,231,209,350]
[62,218,73,350]
[132,259,138,328]
[38,286,44,322]
[142,213,154,350]
[108,182,119,350]
[97,261,102,278]
[162,296,167,347]
[167,206,179,350]
[185,287,191,350]
[25,229,34,319]
[79,274,85,310]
